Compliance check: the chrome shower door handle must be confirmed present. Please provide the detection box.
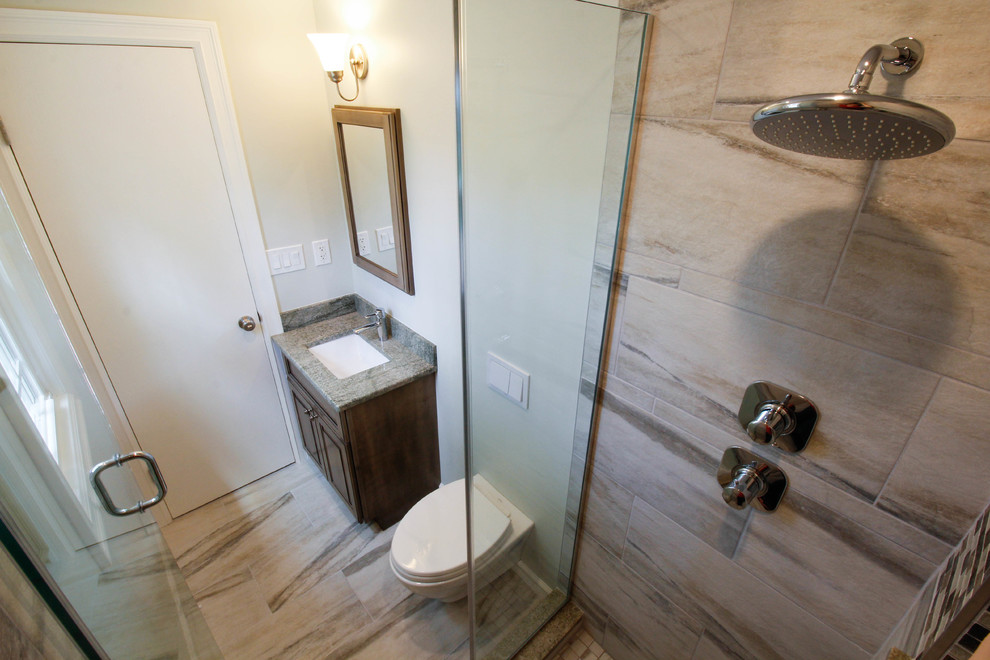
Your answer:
[89,451,168,517]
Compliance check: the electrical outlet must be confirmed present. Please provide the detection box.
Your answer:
[356,231,371,256]
[312,239,331,266]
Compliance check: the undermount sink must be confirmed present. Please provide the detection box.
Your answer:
[309,334,389,379]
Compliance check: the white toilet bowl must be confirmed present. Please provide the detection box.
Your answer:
[389,476,533,602]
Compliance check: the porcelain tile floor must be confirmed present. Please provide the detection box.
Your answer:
[161,459,541,659]
[548,628,612,660]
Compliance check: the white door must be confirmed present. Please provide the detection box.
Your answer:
[0,42,294,516]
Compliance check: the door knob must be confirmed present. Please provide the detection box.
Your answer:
[237,315,257,332]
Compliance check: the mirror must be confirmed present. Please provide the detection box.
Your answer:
[331,106,414,294]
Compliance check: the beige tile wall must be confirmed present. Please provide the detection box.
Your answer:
[574,1,990,658]
[0,542,82,660]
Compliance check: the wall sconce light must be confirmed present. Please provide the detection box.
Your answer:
[307,33,368,102]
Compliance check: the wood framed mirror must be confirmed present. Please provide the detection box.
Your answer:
[331,106,414,294]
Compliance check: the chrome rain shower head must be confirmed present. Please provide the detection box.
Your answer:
[751,37,955,160]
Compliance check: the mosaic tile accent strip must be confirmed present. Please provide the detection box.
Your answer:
[918,506,990,653]
[943,601,990,660]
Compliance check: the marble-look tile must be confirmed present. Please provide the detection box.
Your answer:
[585,262,619,367]
[163,457,542,659]
[596,112,638,250]
[342,526,412,620]
[289,462,361,530]
[623,498,870,660]
[875,578,934,660]
[249,516,377,614]
[735,489,931,651]
[574,534,703,660]
[691,632,749,660]
[219,459,323,518]
[646,392,951,564]
[679,268,990,392]
[712,0,990,141]
[616,276,939,500]
[326,594,469,659]
[878,379,990,545]
[623,118,870,302]
[0,544,83,660]
[194,567,370,660]
[45,525,220,660]
[827,139,990,357]
[618,250,681,289]
[922,97,990,143]
[573,584,608,642]
[602,372,655,412]
[0,605,45,660]
[595,391,751,557]
[603,617,675,660]
[581,468,635,557]
[172,492,314,596]
[608,9,650,118]
[475,570,548,655]
[621,0,734,119]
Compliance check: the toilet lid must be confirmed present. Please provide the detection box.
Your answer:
[391,478,510,579]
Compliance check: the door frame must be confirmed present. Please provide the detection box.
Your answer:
[0,9,299,525]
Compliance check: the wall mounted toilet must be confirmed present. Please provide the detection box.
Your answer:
[389,476,534,602]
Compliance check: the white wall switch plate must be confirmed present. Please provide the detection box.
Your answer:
[356,231,371,256]
[312,239,331,266]
[375,226,395,252]
[487,359,511,394]
[266,245,305,275]
[486,352,529,409]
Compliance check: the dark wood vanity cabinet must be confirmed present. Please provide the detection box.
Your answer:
[284,358,440,528]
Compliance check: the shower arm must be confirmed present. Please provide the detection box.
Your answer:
[847,39,923,93]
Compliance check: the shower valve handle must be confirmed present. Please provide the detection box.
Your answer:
[746,394,795,446]
[722,464,766,510]
[716,447,787,513]
[738,382,818,453]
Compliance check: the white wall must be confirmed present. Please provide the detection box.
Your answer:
[0,0,355,312]
[460,0,619,582]
[312,0,465,482]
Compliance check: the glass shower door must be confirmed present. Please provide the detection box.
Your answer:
[0,183,221,658]
[458,0,648,656]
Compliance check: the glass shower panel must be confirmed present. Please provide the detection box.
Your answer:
[0,184,221,658]
[459,0,648,655]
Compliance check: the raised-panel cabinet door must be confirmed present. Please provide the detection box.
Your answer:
[316,417,358,516]
[288,379,322,468]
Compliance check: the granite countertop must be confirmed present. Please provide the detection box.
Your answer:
[272,310,436,412]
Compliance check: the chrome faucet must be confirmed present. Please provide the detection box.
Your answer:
[353,308,387,348]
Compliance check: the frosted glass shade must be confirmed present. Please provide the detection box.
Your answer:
[307,33,350,72]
